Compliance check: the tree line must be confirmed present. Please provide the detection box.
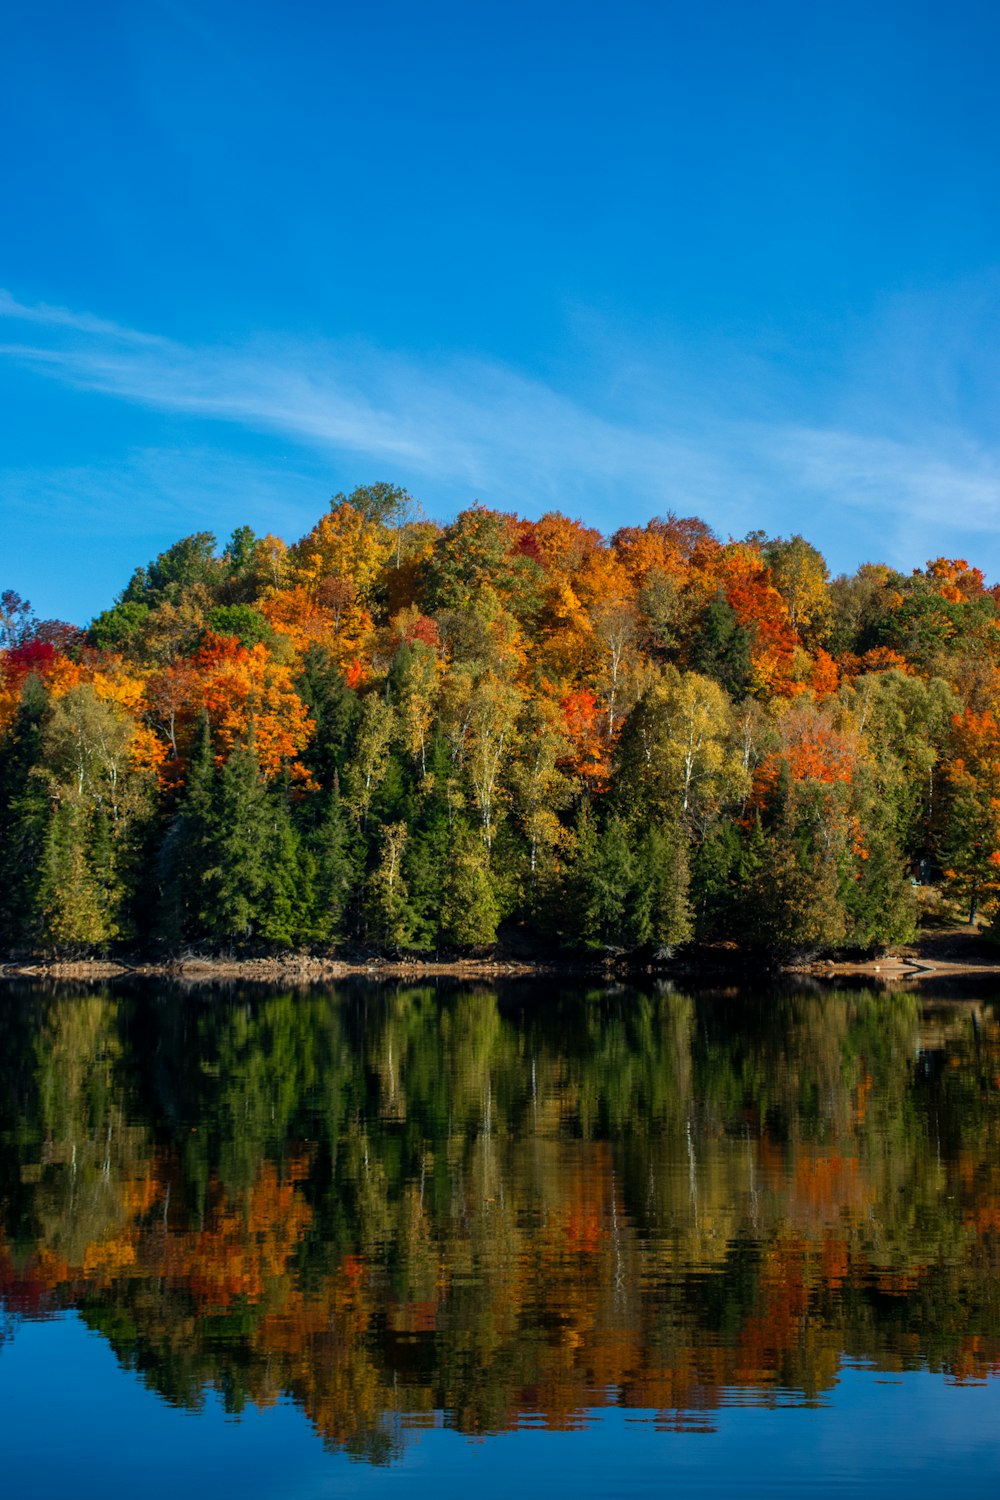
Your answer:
[3,483,1000,954]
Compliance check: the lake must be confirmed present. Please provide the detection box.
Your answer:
[1,979,998,1496]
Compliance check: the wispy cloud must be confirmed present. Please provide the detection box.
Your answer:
[0,290,750,519]
[1,444,321,540]
[0,289,167,345]
[776,425,1000,524]
[4,289,1000,580]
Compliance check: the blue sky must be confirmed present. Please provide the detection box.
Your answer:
[3,0,1000,623]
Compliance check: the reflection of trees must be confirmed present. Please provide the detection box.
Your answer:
[0,981,998,1459]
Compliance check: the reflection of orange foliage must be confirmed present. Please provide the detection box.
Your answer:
[733,1238,810,1383]
[950,1336,1000,1383]
[33,1246,72,1285]
[388,1299,438,1334]
[821,1238,850,1289]
[121,1170,163,1218]
[83,1235,137,1278]
[793,1152,860,1210]
[872,1270,920,1296]
[159,1159,312,1308]
[964,1199,1000,1234]
[544,1147,611,1258]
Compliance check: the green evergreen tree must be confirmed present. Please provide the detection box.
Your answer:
[203,739,271,943]
[630,821,692,947]
[689,593,753,697]
[307,784,357,943]
[296,645,359,788]
[256,777,311,947]
[0,675,51,949]
[843,815,917,949]
[401,737,452,948]
[690,820,740,940]
[751,781,850,952]
[157,714,217,945]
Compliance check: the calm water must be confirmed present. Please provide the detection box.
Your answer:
[1,980,998,1496]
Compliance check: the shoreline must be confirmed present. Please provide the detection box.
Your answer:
[4,940,1000,985]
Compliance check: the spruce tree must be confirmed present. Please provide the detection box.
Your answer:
[157,714,217,946]
[631,821,692,947]
[296,645,359,787]
[403,736,452,949]
[257,778,310,947]
[566,809,636,948]
[0,676,50,950]
[689,593,753,698]
[308,783,357,943]
[204,738,271,943]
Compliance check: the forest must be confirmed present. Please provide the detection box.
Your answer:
[3,482,1000,956]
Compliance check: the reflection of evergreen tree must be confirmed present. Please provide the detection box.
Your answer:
[2,981,999,1456]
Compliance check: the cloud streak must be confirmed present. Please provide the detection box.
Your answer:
[4,289,1000,578]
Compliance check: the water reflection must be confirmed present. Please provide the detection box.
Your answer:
[0,982,998,1462]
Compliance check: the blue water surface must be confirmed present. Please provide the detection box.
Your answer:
[3,1313,997,1500]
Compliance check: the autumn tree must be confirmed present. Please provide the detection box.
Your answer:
[614,669,749,837]
[939,709,1000,923]
[441,825,501,946]
[763,535,831,645]
[34,685,158,947]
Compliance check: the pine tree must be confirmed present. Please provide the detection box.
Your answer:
[203,738,271,943]
[0,675,51,949]
[566,808,635,948]
[157,714,217,945]
[257,777,310,947]
[403,736,452,949]
[689,593,753,697]
[296,645,359,788]
[307,783,357,943]
[631,821,692,947]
